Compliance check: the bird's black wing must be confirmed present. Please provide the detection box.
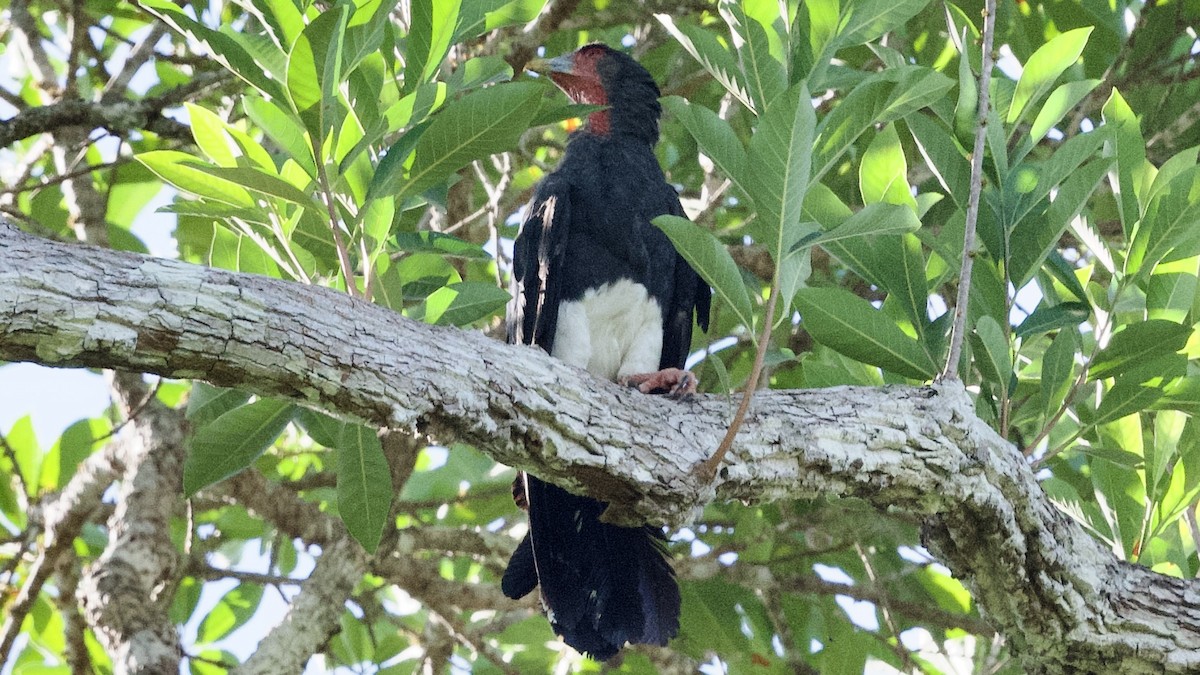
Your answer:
[658,195,712,371]
[507,173,572,354]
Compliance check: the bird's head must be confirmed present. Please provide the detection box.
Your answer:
[527,43,661,141]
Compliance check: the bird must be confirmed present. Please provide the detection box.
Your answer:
[500,43,711,661]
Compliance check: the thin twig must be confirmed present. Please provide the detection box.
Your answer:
[941,0,998,380]
[697,270,781,479]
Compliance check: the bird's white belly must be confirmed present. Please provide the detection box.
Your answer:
[551,279,663,382]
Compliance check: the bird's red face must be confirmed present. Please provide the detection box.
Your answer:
[546,45,608,106]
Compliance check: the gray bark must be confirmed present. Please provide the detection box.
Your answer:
[3,222,1200,672]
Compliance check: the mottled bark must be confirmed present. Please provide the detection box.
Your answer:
[3,223,1200,671]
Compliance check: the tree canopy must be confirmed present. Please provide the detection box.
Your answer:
[2,0,1200,673]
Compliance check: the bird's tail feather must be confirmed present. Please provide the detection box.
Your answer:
[501,474,680,660]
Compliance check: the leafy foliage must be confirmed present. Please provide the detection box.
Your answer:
[3,0,1200,672]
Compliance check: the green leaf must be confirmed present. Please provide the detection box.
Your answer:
[337,423,392,553]
[722,1,787,113]
[1028,79,1102,146]
[1015,302,1090,339]
[662,97,750,200]
[398,82,543,202]
[746,82,814,262]
[190,165,322,213]
[287,6,349,145]
[139,0,286,100]
[136,151,254,207]
[1148,257,1199,323]
[1094,378,1163,426]
[1128,166,1200,277]
[392,231,491,259]
[364,120,431,204]
[184,399,295,496]
[799,201,921,249]
[812,76,890,184]
[455,0,549,42]
[244,95,317,177]
[1042,328,1078,418]
[186,384,252,429]
[446,55,513,91]
[198,584,264,644]
[1102,88,1146,238]
[838,0,932,46]
[859,122,917,209]
[1090,320,1192,381]
[186,103,237,167]
[872,233,928,337]
[794,287,936,379]
[7,417,40,497]
[656,15,754,111]
[906,113,972,212]
[1007,27,1093,130]
[296,409,347,449]
[416,282,510,326]
[405,0,461,93]
[654,215,755,330]
[971,316,1012,396]
[1008,156,1112,288]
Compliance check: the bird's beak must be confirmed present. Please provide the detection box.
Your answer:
[525,53,574,75]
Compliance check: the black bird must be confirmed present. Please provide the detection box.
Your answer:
[501,43,711,660]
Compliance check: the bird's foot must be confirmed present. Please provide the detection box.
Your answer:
[620,368,697,399]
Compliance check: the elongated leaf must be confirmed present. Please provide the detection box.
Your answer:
[797,202,921,249]
[406,0,462,93]
[186,103,237,167]
[663,96,749,200]
[906,113,972,212]
[1015,302,1090,339]
[186,383,252,429]
[812,77,890,183]
[657,14,754,111]
[417,282,510,326]
[1148,257,1199,323]
[872,233,928,337]
[838,0,932,46]
[191,165,322,213]
[1008,156,1112,288]
[337,423,392,553]
[1008,27,1093,130]
[1129,166,1200,277]
[1090,320,1192,381]
[654,215,755,329]
[455,0,548,42]
[139,0,285,100]
[198,584,264,644]
[746,83,815,261]
[446,55,513,92]
[244,95,317,177]
[860,122,917,209]
[398,83,543,202]
[722,1,787,113]
[794,287,936,379]
[1103,88,1146,238]
[1042,328,1077,418]
[287,6,349,144]
[137,151,254,206]
[971,316,1011,396]
[1094,378,1163,426]
[184,398,295,495]
[1028,79,1102,146]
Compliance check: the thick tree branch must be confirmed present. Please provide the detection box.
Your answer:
[2,223,1200,670]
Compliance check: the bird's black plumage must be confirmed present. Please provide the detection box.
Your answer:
[502,43,711,660]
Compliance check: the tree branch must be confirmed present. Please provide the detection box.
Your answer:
[2,222,1200,670]
[0,72,230,149]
